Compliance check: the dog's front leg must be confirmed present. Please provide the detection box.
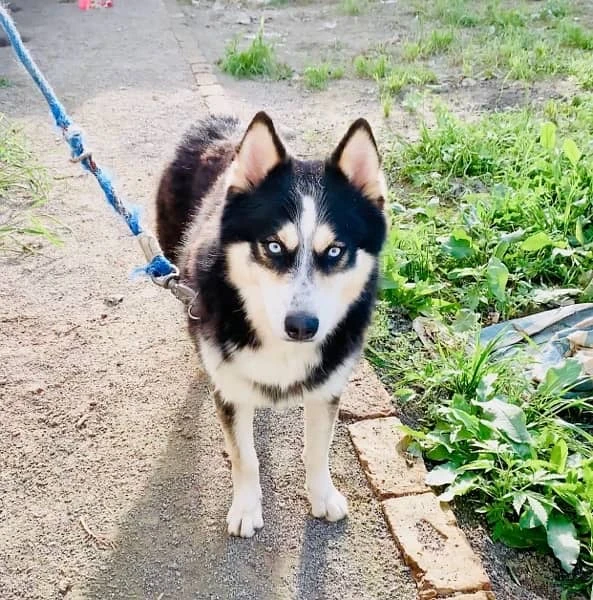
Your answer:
[303,398,348,522]
[214,393,263,537]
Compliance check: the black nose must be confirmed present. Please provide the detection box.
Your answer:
[284,312,319,341]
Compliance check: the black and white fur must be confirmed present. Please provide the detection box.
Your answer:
[156,112,387,537]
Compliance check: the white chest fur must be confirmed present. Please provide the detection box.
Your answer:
[198,335,359,407]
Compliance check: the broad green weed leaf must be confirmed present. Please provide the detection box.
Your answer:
[547,513,580,573]
[448,267,482,280]
[481,398,531,443]
[441,229,474,259]
[426,445,451,461]
[499,229,526,243]
[550,440,569,473]
[425,463,457,486]
[458,459,496,472]
[540,121,557,150]
[438,475,477,502]
[521,232,554,252]
[527,495,549,528]
[563,138,581,167]
[397,424,426,440]
[520,508,541,530]
[486,257,509,302]
[493,520,544,548]
[513,492,527,515]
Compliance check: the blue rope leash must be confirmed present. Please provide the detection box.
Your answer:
[0,5,178,283]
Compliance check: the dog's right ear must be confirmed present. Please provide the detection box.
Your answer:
[229,112,287,190]
[329,118,386,208]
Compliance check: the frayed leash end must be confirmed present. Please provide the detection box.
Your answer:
[131,254,177,280]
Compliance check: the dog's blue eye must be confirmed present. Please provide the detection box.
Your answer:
[327,246,343,259]
[266,241,283,255]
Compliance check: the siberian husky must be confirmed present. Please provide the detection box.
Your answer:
[156,112,387,537]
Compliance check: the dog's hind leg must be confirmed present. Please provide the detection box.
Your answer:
[303,397,348,522]
[214,393,263,537]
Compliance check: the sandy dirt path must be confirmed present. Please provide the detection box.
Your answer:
[0,2,415,598]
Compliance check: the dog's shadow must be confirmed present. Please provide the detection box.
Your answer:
[85,375,346,600]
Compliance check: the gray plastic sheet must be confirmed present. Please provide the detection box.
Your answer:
[479,304,593,392]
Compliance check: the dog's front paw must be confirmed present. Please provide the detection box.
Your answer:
[308,484,348,522]
[226,492,263,538]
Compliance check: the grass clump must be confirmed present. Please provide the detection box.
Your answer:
[220,21,291,80]
[302,63,344,90]
[483,4,526,30]
[429,0,480,27]
[380,65,437,94]
[353,53,391,79]
[0,114,57,253]
[353,52,437,97]
[381,96,593,320]
[403,29,455,61]
[560,22,593,50]
[461,27,567,81]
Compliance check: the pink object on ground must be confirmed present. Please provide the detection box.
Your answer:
[78,0,113,8]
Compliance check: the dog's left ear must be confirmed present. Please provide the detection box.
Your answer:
[330,119,386,208]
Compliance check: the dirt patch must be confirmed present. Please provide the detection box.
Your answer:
[414,519,446,553]
[455,505,576,600]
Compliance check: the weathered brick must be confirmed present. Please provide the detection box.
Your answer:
[190,62,213,75]
[348,417,429,498]
[194,73,219,87]
[340,360,395,420]
[383,494,491,597]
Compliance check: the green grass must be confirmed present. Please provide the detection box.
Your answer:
[362,0,593,594]
[483,4,526,30]
[428,0,480,27]
[302,63,344,90]
[380,65,437,94]
[0,113,56,253]
[381,93,392,118]
[353,52,437,98]
[462,29,565,81]
[339,0,368,16]
[403,29,455,61]
[219,21,291,80]
[375,99,593,588]
[0,77,11,88]
[560,22,593,50]
[405,0,593,83]
[380,96,593,320]
[353,53,391,79]
[572,58,593,91]
[386,334,593,594]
